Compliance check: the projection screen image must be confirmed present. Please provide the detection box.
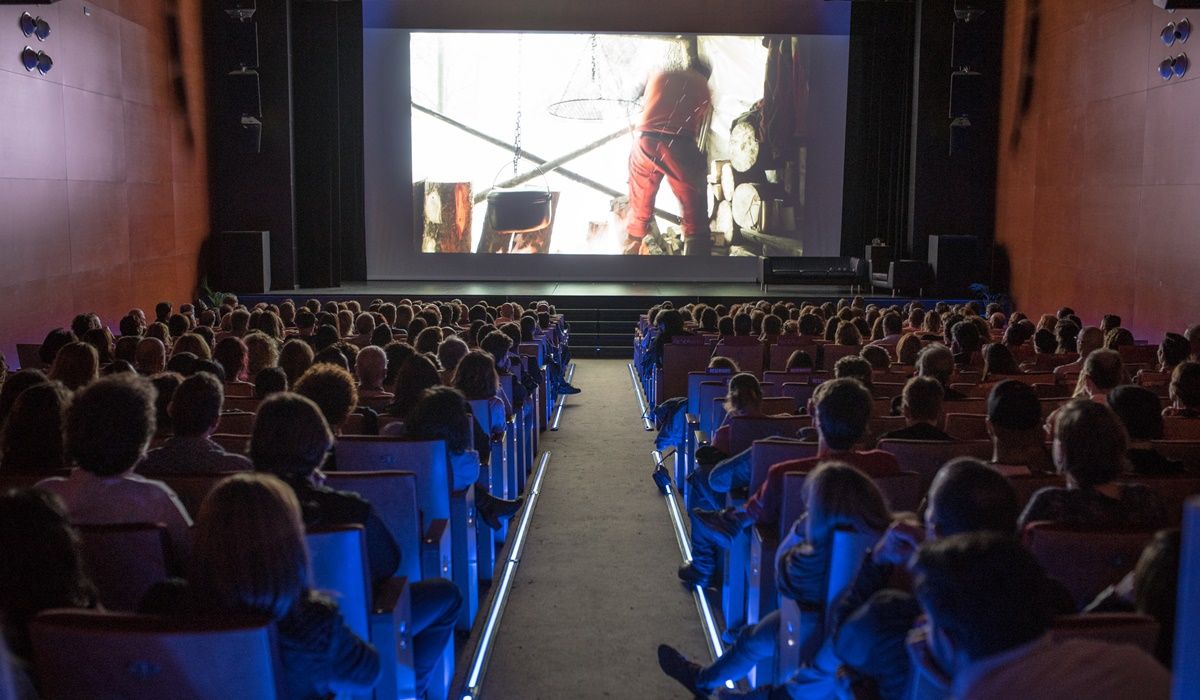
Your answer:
[408,32,847,257]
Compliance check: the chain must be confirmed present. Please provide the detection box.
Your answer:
[591,34,598,84]
[512,34,523,177]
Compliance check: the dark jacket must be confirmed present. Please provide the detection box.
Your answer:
[284,476,402,586]
[141,580,381,700]
[879,423,954,442]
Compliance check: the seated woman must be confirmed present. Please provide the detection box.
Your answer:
[48,342,98,391]
[1162,361,1200,418]
[140,473,382,699]
[1020,400,1168,530]
[1107,385,1183,475]
[0,382,70,474]
[784,349,814,372]
[1137,332,1190,386]
[403,387,523,531]
[658,462,892,696]
[0,489,98,695]
[384,354,442,421]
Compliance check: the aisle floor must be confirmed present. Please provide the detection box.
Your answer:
[480,359,708,698]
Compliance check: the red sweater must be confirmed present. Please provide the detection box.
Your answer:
[744,450,901,524]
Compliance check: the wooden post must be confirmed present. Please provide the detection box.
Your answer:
[422,182,472,253]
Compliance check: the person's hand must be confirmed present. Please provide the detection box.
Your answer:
[906,619,951,691]
[872,521,926,566]
[490,430,505,444]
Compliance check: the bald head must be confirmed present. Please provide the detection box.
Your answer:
[135,337,166,375]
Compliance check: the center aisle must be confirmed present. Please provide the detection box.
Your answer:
[480,359,709,698]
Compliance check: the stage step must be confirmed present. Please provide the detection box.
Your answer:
[560,308,639,359]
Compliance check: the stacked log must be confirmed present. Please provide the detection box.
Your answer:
[422,182,473,253]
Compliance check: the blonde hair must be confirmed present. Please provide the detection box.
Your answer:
[191,473,309,619]
[173,333,212,360]
[803,461,892,544]
[723,372,763,414]
[244,331,280,380]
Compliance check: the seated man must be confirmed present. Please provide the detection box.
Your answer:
[909,533,1170,700]
[891,344,967,415]
[880,376,953,441]
[1163,361,1200,417]
[138,372,254,475]
[354,345,394,403]
[37,375,193,563]
[683,379,900,582]
[985,380,1054,475]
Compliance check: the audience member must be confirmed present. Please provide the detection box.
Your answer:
[36,375,193,562]
[386,354,442,420]
[985,380,1054,475]
[134,337,167,375]
[1020,400,1167,530]
[909,533,1170,699]
[355,346,393,403]
[0,382,70,474]
[254,366,289,399]
[294,364,362,435]
[0,370,47,427]
[1053,326,1104,379]
[38,328,75,367]
[138,373,253,475]
[0,489,98,676]
[138,473,383,698]
[1164,361,1200,417]
[1107,385,1184,475]
[47,342,98,391]
[881,376,952,441]
[244,331,279,380]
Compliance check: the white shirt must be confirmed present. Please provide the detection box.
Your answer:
[37,468,193,560]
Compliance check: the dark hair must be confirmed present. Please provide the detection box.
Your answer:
[986,380,1041,431]
[293,364,358,430]
[453,350,499,401]
[1032,329,1056,354]
[149,372,183,435]
[784,350,813,371]
[951,320,982,354]
[155,301,173,322]
[170,373,225,437]
[213,337,249,383]
[405,386,473,454]
[1161,332,1190,369]
[1170,361,1200,409]
[255,366,289,400]
[1107,385,1164,441]
[812,378,872,450]
[902,376,944,423]
[0,369,48,426]
[250,393,333,477]
[982,343,1021,380]
[102,359,136,376]
[388,354,443,419]
[165,351,198,376]
[928,458,1019,536]
[0,382,70,473]
[48,342,98,391]
[1054,399,1128,487]
[833,355,873,390]
[383,341,417,388]
[64,375,157,476]
[0,489,97,659]
[913,533,1051,662]
[859,345,891,370]
[192,358,227,382]
[1134,528,1181,667]
[118,314,142,337]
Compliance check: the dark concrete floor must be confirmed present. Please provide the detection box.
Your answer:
[480,359,708,699]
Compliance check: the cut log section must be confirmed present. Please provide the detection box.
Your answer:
[731,182,784,231]
[711,200,736,246]
[422,182,473,253]
[729,117,762,172]
[709,158,729,184]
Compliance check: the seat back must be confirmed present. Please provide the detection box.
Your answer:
[763,369,814,389]
[728,415,809,455]
[1007,474,1067,508]
[944,413,988,441]
[819,345,859,371]
[712,340,765,376]
[659,340,714,403]
[687,370,735,416]
[876,439,992,491]
[699,381,732,434]
[748,440,819,497]
[158,473,242,517]
[78,523,171,612]
[323,471,422,583]
[306,525,371,640]
[30,610,284,699]
[1051,613,1161,654]
[1163,418,1200,440]
[826,529,879,608]
[780,472,810,536]
[1117,476,1200,527]
[768,338,820,370]
[210,433,249,454]
[778,381,817,410]
[216,411,256,435]
[1150,440,1200,473]
[942,397,987,414]
[1022,523,1155,608]
[875,471,923,512]
[762,396,799,416]
[222,396,260,413]
[336,437,452,522]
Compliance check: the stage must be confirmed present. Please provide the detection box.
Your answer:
[239,281,967,358]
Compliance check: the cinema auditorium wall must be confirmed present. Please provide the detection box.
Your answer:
[995,0,1200,339]
[0,0,208,365]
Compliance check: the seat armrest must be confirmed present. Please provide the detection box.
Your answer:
[685,413,700,430]
[370,576,416,700]
[694,429,710,447]
[422,519,451,579]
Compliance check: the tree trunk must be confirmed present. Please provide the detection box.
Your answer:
[711,200,736,246]
[421,182,473,253]
[730,182,785,231]
[729,113,763,172]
